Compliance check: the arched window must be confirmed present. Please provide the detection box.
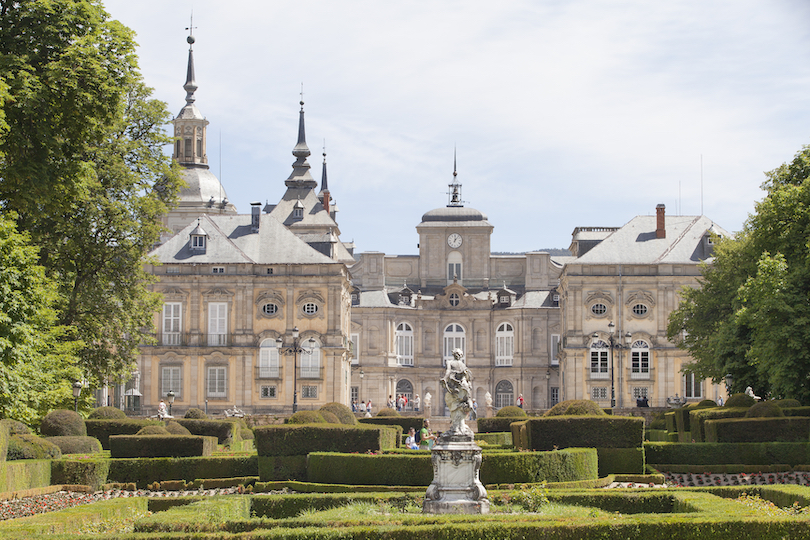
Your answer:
[258,338,280,379]
[447,251,462,285]
[443,323,466,365]
[590,340,609,379]
[496,322,514,366]
[396,379,413,410]
[495,380,514,409]
[630,340,650,379]
[395,323,414,366]
[300,338,321,379]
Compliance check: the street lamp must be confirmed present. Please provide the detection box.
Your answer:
[593,321,632,408]
[72,381,82,412]
[277,327,315,413]
[725,373,733,394]
[167,390,176,416]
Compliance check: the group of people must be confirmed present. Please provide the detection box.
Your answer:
[405,419,436,450]
[385,393,421,412]
[351,399,373,416]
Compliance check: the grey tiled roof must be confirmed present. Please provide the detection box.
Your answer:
[358,290,395,307]
[509,290,551,308]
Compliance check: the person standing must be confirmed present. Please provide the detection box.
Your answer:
[419,418,436,450]
[398,394,406,411]
[405,427,419,449]
[414,394,421,412]
[517,394,525,409]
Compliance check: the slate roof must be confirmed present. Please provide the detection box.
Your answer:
[509,290,552,309]
[358,290,395,307]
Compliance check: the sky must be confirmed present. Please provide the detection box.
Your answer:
[102,0,810,255]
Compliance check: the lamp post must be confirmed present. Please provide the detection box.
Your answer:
[167,390,176,416]
[725,373,733,394]
[593,321,632,408]
[72,381,82,412]
[277,327,315,414]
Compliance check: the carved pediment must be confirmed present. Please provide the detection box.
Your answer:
[585,291,614,307]
[625,290,655,307]
[255,289,285,307]
[161,287,188,301]
[202,287,233,300]
[297,289,325,305]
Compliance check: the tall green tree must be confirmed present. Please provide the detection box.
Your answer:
[0,0,180,389]
[668,144,810,401]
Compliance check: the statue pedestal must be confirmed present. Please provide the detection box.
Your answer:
[423,434,489,514]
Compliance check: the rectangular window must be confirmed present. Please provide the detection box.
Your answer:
[212,267,225,274]
[266,267,273,275]
[443,336,465,365]
[550,387,560,406]
[302,385,318,399]
[396,334,414,366]
[162,303,182,345]
[632,387,649,399]
[260,385,277,399]
[448,263,462,280]
[350,333,360,365]
[207,303,227,346]
[590,349,609,378]
[591,387,608,400]
[684,373,703,399]
[196,138,202,157]
[184,138,192,158]
[351,386,359,402]
[191,235,205,249]
[161,366,182,399]
[631,350,650,378]
[552,294,560,307]
[495,335,513,366]
[166,266,180,274]
[258,345,280,378]
[300,347,321,378]
[550,334,560,366]
[293,208,303,218]
[207,366,226,398]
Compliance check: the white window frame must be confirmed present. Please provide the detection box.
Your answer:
[447,251,462,284]
[443,324,466,365]
[630,340,650,379]
[212,266,225,274]
[684,372,703,399]
[350,333,360,365]
[191,235,205,249]
[207,366,226,398]
[259,339,280,378]
[300,340,321,378]
[161,366,182,399]
[550,334,560,366]
[590,341,609,379]
[550,386,560,406]
[395,323,414,366]
[162,303,182,346]
[495,322,514,366]
[207,302,228,346]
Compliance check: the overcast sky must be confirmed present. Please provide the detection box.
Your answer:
[103,0,810,255]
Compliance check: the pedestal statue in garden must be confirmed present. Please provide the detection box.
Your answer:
[423,348,489,514]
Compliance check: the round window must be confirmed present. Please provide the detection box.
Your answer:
[591,303,607,316]
[303,302,318,315]
[262,303,278,315]
[632,304,648,316]
[449,293,460,307]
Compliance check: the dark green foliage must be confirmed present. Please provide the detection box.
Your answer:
[698,399,718,408]
[7,434,61,460]
[474,432,512,446]
[109,435,216,458]
[165,421,191,435]
[175,419,240,444]
[319,411,340,424]
[0,459,51,492]
[477,417,525,433]
[725,393,757,408]
[689,407,748,442]
[745,401,785,418]
[318,402,357,425]
[87,406,126,419]
[0,422,7,462]
[184,408,208,419]
[645,441,810,466]
[773,399,802,408]
[307,452,433,485]
[376,407,400,417]
[783,406,810,417]
[705,417,810,443]
[545,399,606,416]
[85,418,161,449]
[137,425,170,435]
[674,403,714,434]
[286,410,326,424]
[107,455,258,488]
[649,413,666,430]
[1,419,30,435]
[51,458,109,489]
[481,448,599,484]
[665,411,676,432]
[240,428,254,440]
[258,455,308,481]
[596,448,645,476]
[359,416,423,435]
[254,424,398,456]
[40,409,86,437]
[45,436,102,455]
[517,416,644,451]
[496,405,528,417]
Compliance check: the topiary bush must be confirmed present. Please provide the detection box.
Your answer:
[545,399,606,417]
[40,409,87,437]
[137,425,170,435]
[285,411,326,424]
[165,421,192,435]
[7,434,62,460]
[697,399,718,408]
[46,436,103,455]
[745,401,785,418]
[773,399,802,408]
[184,408,208,419]
[319,402,357,425]
[649,412,666,430]
[725,393,756,408]
[320,411,340,424]
[376,407,401,417]
[496,406,528,418]
[1,419,31,435]
[240,428,254,440]
[88,406,127,420]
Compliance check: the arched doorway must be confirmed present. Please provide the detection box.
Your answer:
[396,379,413,411]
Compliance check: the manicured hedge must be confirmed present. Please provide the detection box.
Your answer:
[689,407,748,442]
[0,498,146,539]
[646,429,668,442]
[45,436,103,455]
[645,441,810,466]
[481,448,598,484]
[51,458,110,490]
[7,434,61,460]
[175,418,241,445]
[665,411,676,432]
[705,417,810,443]
[107,455,258,488]
[258,455,308,481]
[596,447,644,476]
[135,496,250,533]
[477,417,524,433]
[0,422,7,461]
[516,416,644,451]
[109,435,217,458]
[85,418,162,449]
[358,416,424,434]
[254,424,399,456]
[475,432,512,446]
[782,407,810,417]
[0,459,51,493]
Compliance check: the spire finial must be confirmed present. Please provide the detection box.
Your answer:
[285,89,317,188]
[300,83,304,111]
[183,14,198,105]
[447,148,463,207]
[320,139,330,194]
[453,146,457,178]
[185,11,196,43]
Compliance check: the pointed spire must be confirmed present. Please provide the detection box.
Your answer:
[320,142,329,194]
[285,87,317,188]
[448,147,463,207]
[183,15,198,107]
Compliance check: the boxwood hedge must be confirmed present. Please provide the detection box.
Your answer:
[85,418,161,449]
[254,424,399,456]
[109,435,217,458]
[645,441,810,466]
[0,459,51,492]
[688,407,748,442]
[477,417,524,433]
[705,417,810,443]
[51,458,110,490]
[358,416,424,434]
[45,436,103,455]
[107,455,258,488]
[516,416,644,451]
[175,419,241,445]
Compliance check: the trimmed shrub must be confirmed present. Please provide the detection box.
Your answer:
[474,432,512,446]
[517,416,644,451]
[258,455,308,481]
[674,402,715,435]
[783,407,810,417]
[184,408,208,419]
[320,411,340,424]
[40,409,86,437]
[46,436,102,455]
[138,425,170,435]
[477,417,525,433]
[7,434,62,460]
[545,399,605,417]
[1,419,31,436]
[376,407,400,417]
[746,401,785,418]
[649,413,666,430]
[596,447,645,476]
[725,393,756,408]
[165,421,192,435]
[285,411,326,424]
[645,441,810,467]
[0,459,51,492]
[773,399,802,408]
[109,435,216,458]
[85,419,162,449]
[240,428,254,440]
[482,448,599,484]
[689,407,748,443]
[705,417,810,443]
[319,402,357,425]
[88,406,127,420]
[51,458,110,490]
[359,416,423,437]
[254,424,398,456]
[665,411,676,432]
[107,455,257,488]
[496,405,528,418]
[698,399,718,407]
[175,419,241,444]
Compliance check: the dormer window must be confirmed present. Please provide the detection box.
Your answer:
[191,235,206,249]
[293,208,303,218]
[189,220,207,252]
[499,295,510,304]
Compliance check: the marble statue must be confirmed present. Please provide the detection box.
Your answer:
[439,348,474,440]
[484,391,492,407]
[745,386,761,401]
[424,392,432,410]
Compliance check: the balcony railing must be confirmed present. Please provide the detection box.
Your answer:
[299,366,324,380]
[207,333,228,347]
[255,366,282,380]
[162,333,182,346]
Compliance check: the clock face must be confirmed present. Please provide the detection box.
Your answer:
[447,233,462,248]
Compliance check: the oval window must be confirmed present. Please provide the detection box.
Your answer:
[632,304,648,316]
[262,303,278,315]
[591,303,607,316]
[449,293,460,307]
[303,302,318,315]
